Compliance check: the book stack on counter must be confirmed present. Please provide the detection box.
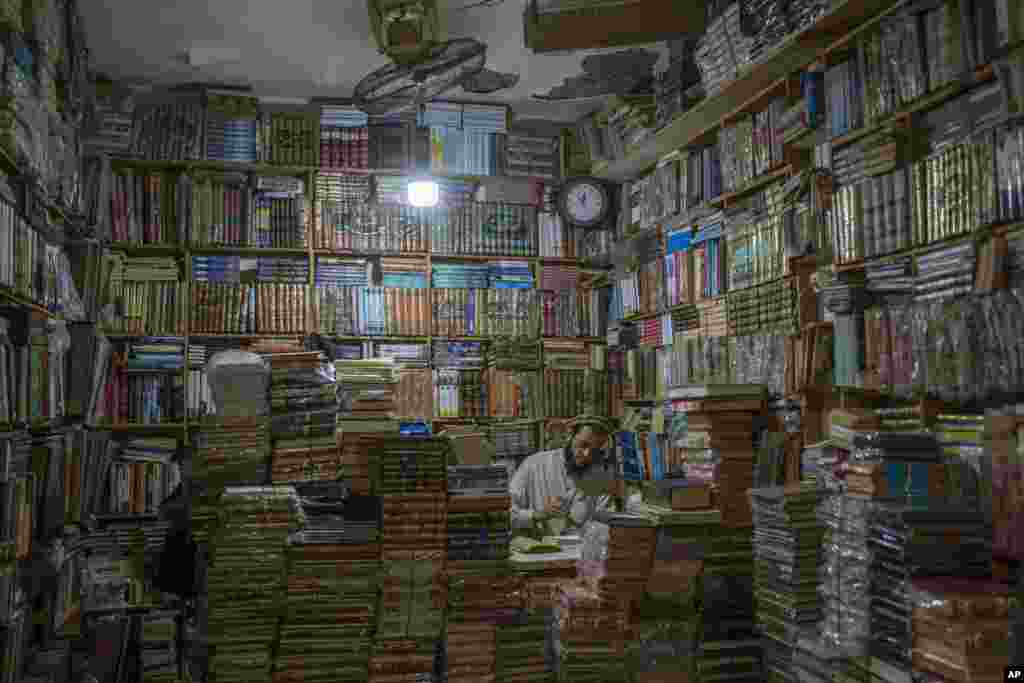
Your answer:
[669,384,767,528]
[914,240,976,303]
[204,486,302,683]
[553,581,635,683]
[908,578,1012,683]
[444,465,513,683]
[319,106,369,170]
[867,503,993,678]
[205,93,258,164]
[749,483,825,682]
[265,351,338,484]
[275,492,380,683]
[694,2,751,95]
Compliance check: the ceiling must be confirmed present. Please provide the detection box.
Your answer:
[79,0,668,123]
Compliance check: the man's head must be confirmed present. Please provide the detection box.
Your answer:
[568,423,610,469]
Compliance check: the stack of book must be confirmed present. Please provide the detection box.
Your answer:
[319,106,369,170]
[694,2,751,94]
[431,262,489,288]
[434,368,487,418]
[205,486,301,683]
[368,637,437,683]
[745,0,790,64]
[489,421,539,465]
[255,112,318,166]
[131,101,204,161]
[276,494,380,683]
[914,240,976,303]
[335,358,398,419]
[106,254,186,336]
[191,418,271,490]
[553,582,633,683]
[868,503,993,675]
[504,132,559,181]
[376,437,449,553]
[488,259,533,289]
[494,608,554,682]
[205,93,258,164]
[265,351,338,484]
[750,483,824,682]
[315,256,369,287]
[432,341,485,368]
[446,465,510,562]
[445,621,499,683]
[109,169,183,245]
[187,173,251,246]
[381,258,428,289]
[909,578,1012,683]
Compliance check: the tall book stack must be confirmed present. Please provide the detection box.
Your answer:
[265,351,339,484]
[204,487,302,683]
[276,493,380,683]
[335,358,398,423]
[667,384,768,527]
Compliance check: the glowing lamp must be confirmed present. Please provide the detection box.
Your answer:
[407,179,439,208]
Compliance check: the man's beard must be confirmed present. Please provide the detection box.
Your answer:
[564,446,593,477]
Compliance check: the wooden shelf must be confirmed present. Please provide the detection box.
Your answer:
[109,157,316,175]
[97,423,188,433]
[189,245,308,257]
[430,254,536,261]
[314,249,429,259]
[592,0,906,181]
[330,335,430,342]
[108,243,183,256]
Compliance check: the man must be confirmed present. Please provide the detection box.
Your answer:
[510,415,624,531]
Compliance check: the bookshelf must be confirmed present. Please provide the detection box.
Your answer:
[82,96,610,442]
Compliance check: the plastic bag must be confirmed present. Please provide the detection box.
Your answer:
[205,351,269,417]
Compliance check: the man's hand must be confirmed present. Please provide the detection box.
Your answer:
[541,497,564,516]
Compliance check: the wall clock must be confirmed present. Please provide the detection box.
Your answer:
[558,176,612,228]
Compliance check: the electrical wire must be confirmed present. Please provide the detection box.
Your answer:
[449,0,504,11]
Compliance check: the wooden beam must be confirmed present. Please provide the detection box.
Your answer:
[524,0,706,53]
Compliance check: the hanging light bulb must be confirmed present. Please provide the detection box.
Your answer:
[407,178,440,208]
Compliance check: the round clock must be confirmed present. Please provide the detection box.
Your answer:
[558,176,611,228]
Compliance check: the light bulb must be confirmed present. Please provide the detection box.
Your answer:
[407,179,439,208]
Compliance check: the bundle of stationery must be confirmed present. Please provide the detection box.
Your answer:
[867,502,993,672]
[909,577,1011,683]
[552,581,634,683]
[335,358,398,419]
[274,493,380,683]
[750,483,825,682]
[205,486,302,683]
[264,351,338,484]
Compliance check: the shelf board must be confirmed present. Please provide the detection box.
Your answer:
[329,335,430,342]
[189,245,308,257]
[110,157,316,175]
[314,249,429,259]
[187,333,305,339]
[108,243,183,256]
[95,423,187,433]
[430,254,536,261]
[708,164,793,208]
[592,0,905,181]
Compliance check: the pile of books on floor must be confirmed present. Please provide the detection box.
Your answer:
[750,483,824,681]
[496,609,555,683]
[554,582,633,683]
[267,351,339,483]
[368,638,437,683]
[275,493,381,683]
[335,358,398,419]
[205,486,301,683]
[868,502,993,674]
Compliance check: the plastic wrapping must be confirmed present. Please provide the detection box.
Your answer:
[205,351,270,417]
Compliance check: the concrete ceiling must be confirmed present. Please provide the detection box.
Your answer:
[80,0,667,122]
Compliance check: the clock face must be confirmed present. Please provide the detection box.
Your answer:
[565,181,607,225]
